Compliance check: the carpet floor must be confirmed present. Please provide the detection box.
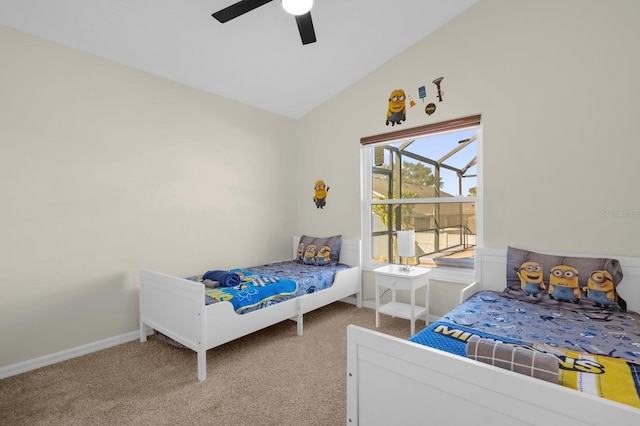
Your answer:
[0,302,415,425]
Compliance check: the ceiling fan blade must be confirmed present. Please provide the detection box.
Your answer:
[212,0,273,23]
[295,12,316,45]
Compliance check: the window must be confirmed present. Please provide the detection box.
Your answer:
[361,115,482,270]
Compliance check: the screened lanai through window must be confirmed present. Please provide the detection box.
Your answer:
[361,115,481,270]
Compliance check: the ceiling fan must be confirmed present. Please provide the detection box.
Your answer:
[212,0,317,45]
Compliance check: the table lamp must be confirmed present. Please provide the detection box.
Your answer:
[397,230,415,271]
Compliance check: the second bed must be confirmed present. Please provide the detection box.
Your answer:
[140,235,361,381]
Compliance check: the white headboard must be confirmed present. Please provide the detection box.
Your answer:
[477,247,640,313]
[292,236,361,268]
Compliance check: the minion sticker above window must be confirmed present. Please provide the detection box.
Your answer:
[313,180,330,209]
[385,89,406,126]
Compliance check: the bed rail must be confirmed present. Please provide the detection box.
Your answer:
[346,325,640,425]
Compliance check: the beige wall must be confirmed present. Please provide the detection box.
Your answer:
[295,0,640,308]
[296,0,640,257]
[0,26,295,367]
[2,0,640,368]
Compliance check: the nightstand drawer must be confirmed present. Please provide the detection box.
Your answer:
[376,274,411,290]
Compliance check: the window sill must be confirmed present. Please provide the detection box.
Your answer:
[427,267,475,284]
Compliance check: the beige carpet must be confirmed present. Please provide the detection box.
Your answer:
[0,302,414,425]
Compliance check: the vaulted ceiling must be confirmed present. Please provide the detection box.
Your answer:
[0,0,479,118]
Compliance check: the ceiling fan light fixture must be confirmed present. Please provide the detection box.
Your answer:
[281,0,313,16]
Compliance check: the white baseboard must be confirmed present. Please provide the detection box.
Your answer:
[0,299,433,379]
[0,300,363,379]
[340,296,362,307]
[0,329,149,379]
[1,301,364,379]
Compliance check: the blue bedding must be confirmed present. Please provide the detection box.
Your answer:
[410,290,640,361]
[202,270,241,287]
[409,290,640,407]
[187,261,349,314]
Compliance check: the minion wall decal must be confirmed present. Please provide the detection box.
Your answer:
[313,180,330,209]
[385,89,406,126]
[432,77,444,102]
[425,103,436,116]
[383,77,445,122]
[418,85,426,102]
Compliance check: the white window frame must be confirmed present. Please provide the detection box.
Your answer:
[360,115,483,276]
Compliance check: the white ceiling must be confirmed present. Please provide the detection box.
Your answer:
[0,0,479,119]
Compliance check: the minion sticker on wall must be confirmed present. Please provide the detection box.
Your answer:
[313,180,329,209]
[385,89,406,126]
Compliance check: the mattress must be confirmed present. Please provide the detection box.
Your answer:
[187,261,350,313]
[410,290,640,408]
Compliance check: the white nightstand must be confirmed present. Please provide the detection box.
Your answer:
[374,265,430,335]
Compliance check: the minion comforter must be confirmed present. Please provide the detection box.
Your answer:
[187,261,349,314]
[410,291,640,408]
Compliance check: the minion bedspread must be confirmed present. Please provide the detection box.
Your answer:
[187,261,349,314]
[410,291,640,408]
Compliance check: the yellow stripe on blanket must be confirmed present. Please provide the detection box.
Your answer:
[557,348,640,408]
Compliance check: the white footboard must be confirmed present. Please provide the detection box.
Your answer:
[139,269,305,381]
[139,269,205,352]
[346,325,640,426]
[140,238,362,382]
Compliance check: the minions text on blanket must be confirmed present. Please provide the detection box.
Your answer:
[409,291,640,408]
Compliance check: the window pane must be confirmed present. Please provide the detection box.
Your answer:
[370,202,475,268]
[372,170,390,200]
[365,123,479,269]
[374,130,477,200]
[371,233,391,263]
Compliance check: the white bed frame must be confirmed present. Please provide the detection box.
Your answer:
[347,247,640,425]
[139,236,361,381]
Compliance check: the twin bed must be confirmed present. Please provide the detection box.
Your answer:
[139,235,361,381]
[347,247,640,425]
[140,237,640,423]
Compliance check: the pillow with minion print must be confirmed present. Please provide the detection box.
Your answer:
[295,235,342,266]
[502,246,627,312]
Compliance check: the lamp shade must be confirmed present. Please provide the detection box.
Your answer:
[397,230,416,258]
[281,0,313,15]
